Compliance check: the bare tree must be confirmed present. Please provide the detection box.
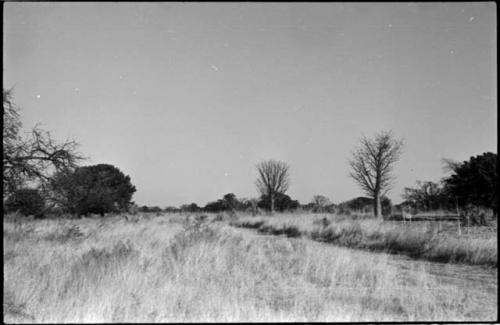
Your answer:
[3,88,84,200]
[255,160,290,213]
[403,181,443,212]
[441,158,461,174]
[349,131,403,219]
[312,195,331,213]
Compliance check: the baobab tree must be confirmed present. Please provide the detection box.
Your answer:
[349,131,403,219]
[255,159,290,214]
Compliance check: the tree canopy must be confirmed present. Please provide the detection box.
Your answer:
[443,152,497,214]
[50,164,136,216]
[256,160,290,213]
[258,192,299,212]
[5,188,45,217]
[349,131,403,219]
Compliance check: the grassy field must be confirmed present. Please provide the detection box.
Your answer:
[3,212,498,322]
[230,213,498,267]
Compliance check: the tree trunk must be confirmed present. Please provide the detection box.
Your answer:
[374,193,382,219]
[270,193,275,214]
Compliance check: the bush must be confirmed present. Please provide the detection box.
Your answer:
[257,193,300,212]
[50,164,136,216]
[444,152,497,214]
[4,188,45,217]
[461,205,492,226]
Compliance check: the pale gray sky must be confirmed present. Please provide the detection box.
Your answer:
[3,2,497,207]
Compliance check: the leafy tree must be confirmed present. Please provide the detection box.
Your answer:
[443,152,497,215]
[181,203,200,213]
[163,206,180,213]
[255,160,291,213]
[3,88,83,199]
[139,206,162,213]
[222,193,239,211]
[50,164,136,216]
[202,193,242,213]
[5,188,45,217]
[204,200,226,213]
[311,195,331,213]
[349,131,403,219]
[258,192,299,212]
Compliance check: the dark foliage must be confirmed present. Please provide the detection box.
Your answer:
[443,152,497,215]
[203,193,245,213]
[257,192,300,212]
[50,164,136,216]
[180,203,200,213]
[204,200,226,213]
[4,188,45,217]
[139,206,162,213]
[337,196,392,216]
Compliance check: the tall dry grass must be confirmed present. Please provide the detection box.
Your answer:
[230,213,497,267]
[3,213,497,322]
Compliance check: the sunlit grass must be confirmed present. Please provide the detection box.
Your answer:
[230,213,497,267]
[3,213,497,322]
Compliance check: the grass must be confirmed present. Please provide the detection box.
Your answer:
[230,213,497,267]
[3,212,497,322]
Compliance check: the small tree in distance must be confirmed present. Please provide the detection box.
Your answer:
[312,195,331,213]
[255,160,290,214]
[402,181,451,212]
[349,131,403,219]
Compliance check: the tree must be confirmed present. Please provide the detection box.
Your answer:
[3,88,84,199]
[240,197,259,215]
[403,181,444,212]
[164,206,180,213]
[5,188,45,217]
[258,192,299,212]
[349,131,403,219]
[139,206,162,213]
[311,195,331,213]
[180,203,200,213]
[222,193,240,211]
[443,152,497,215]
[50,164,136,216]
[203,193,241,213]
[338,196,392,216]
[203,200,225,213]
[255,160,290,213]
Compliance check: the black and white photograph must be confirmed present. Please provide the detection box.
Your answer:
[3,2,497,322]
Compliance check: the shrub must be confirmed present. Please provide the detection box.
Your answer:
[50,164,136,216]
[282,225,301,237]
[461,205,493,226]
[4,188,45,217]
[312,217,331,228]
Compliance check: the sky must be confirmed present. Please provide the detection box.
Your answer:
[3,2,497,207]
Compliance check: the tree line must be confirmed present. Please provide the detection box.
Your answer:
[3,88,497,219]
